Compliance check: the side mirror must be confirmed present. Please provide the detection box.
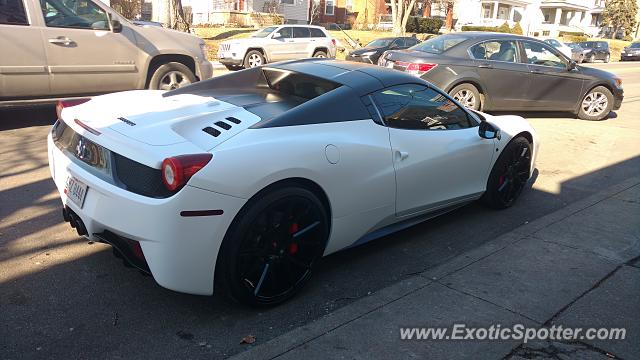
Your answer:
[478,121,501,140]
[111,19,123,33]
[567,60,577,71]
[272,32,283,39]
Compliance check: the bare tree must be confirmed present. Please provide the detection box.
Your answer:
[111,0,140,20]
[389,0,418,36]
[157,0,190,31]
[309,0,321,24]
[262,0,281,14]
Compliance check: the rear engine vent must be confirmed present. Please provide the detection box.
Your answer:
[215,121,232,130]
[226,117,241,124]
[203,126,221,137]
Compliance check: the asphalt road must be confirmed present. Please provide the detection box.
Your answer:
[1,62,640,359]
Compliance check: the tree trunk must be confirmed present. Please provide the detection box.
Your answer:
[445,1,453,31]
[423,0,431,17]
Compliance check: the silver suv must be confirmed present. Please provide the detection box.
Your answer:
[218,25,337,70]
[0,0,212,106]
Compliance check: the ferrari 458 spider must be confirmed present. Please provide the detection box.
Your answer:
[48,59,539,306]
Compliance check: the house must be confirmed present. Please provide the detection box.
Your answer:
[184,0,309,25]
[453,0,612,38]
[312,0,389,28]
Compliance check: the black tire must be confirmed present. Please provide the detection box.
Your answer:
[604,53,610,63]
[578,86,614,121]
[449,83,482,111]
[243,50,265,68]
[148,62,196,91]
[313,50,328,58]
[215,186,329,306]
[588,54,595,63]
[578,55,584,63]
[481,137,532,210]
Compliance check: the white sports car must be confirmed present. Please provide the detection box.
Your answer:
[48,59,539,306]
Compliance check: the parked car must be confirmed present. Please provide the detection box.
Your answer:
[566,43,589,63]
[0,0,212,107]
[218,25,337,70]
[346,37,420,64]
[543,38,572,58]
[49,59,538,305]
[578,41,611,63]
[378,33,623,121]
[620,42,640,61]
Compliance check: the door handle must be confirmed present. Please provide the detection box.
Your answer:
[395,150,409,161]
[478,63,493,69]
[48,36,74,46]
[530,68,543,74]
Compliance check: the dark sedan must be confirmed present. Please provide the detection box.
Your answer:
[578,41,611,63]
[378,32,623,121]
[621,42,640,61]
[346,37,420,64]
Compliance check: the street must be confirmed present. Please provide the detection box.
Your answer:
[1,62,639,359]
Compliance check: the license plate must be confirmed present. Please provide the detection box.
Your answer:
[64,176,88,208]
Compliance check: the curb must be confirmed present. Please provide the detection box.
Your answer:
[231,176,640,360]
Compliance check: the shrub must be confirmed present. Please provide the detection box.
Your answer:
[622,35,633,41]
[559,31,585,37]
[497,21,511,33]
[461,25,498,32]
[563,34,588,42]
[511,22,523,35]
[405,17,444,34]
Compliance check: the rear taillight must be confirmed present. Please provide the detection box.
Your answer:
[56,98,90,119]
[396,61,438,77]
[331,38,336,46]
[161,154,213,192]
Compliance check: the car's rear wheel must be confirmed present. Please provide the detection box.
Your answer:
[244,50,265,68]
[149,62,196,91]
[604,53,610,63]
[588,54,596,63]
[578,86,613,121]
[481,137,532,210]
[578,54,584,63]
[313,50,328,58]
[216,186,329,306]
[449,83,481,111]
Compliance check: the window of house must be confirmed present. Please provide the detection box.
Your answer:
[541,8,554,23]
[0,0,29,25]
[325,0,334,15]
[372,84,473,131]
[482,3,493,18]
[281,0,294,5]
[41,0,110,30]
[345,0,353,13]
[497,4,511,20]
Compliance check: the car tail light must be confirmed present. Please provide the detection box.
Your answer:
[56,98,90,119]
[396,61,438,77]
[331,38,336,46]
[161,154,213,192]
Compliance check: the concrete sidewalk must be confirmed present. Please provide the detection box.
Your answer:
[233,177,640,360]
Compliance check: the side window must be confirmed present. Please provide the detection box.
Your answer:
[0,0,29,25]
[469,40,517,62]
[372,84,473,130]
[406,38,419,47]
[392,38,405,48]
[309,28,326,38]
[41,0,109,30]
[523,41,566,68]
[293,27,310,38]
[277,26,293,38]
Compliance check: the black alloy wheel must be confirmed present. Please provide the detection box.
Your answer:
[481,137,532,209]
[216,187,329,306]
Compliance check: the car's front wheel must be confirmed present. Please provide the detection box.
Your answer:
[578,86,613,121]
[244,50,265,68]
[588,54,596,63]
[216,186,329,306]
[149,62,196,91]
[449,83,481,111]
[604,53,610,63]
[481,137,532,210]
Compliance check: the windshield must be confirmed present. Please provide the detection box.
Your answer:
[579,42,596,49]
[411,35,467,54]
[366,39,394,47]
[567,43,583,50]
[629,42,640,48]
[252,26,278,38]
[545,39,560,47]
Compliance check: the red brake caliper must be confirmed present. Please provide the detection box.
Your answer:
[288,223,299,254]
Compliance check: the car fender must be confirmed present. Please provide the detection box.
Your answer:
[483,113,539,177]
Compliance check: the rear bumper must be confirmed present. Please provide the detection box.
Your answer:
[196,59,214,80]
[620,55,640,61]
[219,57,244,67]
[47,133,246,295]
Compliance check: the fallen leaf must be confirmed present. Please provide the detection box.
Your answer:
[240,335,256,344]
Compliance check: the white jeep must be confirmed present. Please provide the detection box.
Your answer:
[218,25,337,70]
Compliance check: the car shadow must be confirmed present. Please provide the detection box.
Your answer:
[489,110,618,121]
